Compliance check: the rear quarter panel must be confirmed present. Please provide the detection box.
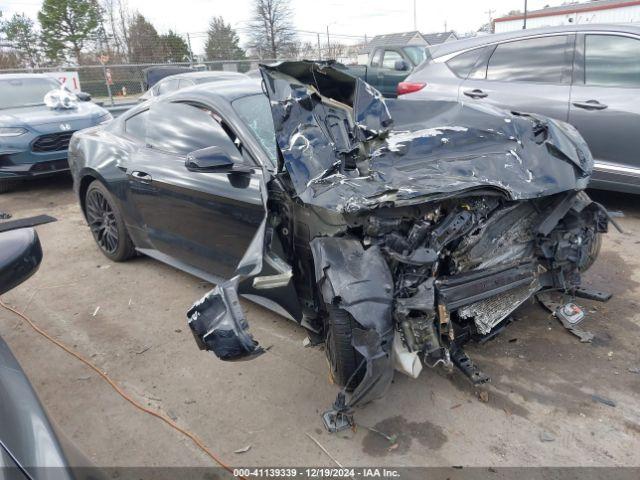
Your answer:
[401,62,465,101]
[68,126,138,230]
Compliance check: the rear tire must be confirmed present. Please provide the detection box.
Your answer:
[84,180,136,262]
[324,303,365,391]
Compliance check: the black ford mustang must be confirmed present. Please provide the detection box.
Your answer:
[69,61,608,430]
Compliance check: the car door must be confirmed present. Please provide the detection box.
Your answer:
[366,48,384,91]
[459,34,575,121]
[126,100,264,279]
[377,49,412,97]
[569,32,640,190]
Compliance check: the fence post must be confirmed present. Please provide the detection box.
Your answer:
[102,63,114,106]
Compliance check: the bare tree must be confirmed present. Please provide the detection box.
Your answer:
[100,0,130,60]
[248,0,296,59]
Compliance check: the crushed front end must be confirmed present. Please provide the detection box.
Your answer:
[187,61,611,432]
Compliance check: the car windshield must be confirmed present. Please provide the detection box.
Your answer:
[0,77,60,109]
[403,46,427,65]
[232,93,277,166]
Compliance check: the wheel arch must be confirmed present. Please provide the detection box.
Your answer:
[77,169,110,219]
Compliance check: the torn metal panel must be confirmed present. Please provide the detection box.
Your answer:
[310,237,395,409]
[260,61,593,213]
[310,237,393,332]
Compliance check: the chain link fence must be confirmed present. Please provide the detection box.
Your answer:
[0,59,281,107]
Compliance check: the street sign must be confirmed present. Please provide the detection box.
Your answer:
[43,71,81,92]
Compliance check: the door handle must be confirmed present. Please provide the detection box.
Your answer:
[463,89,488,99]
[572,100,608,111]
[130,170,152,183]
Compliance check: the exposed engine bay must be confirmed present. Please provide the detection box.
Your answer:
[187,61,613,432]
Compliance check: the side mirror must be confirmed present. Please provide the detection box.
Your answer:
[76,92,92,102]
[394,60,410,71]
[0,228,43,296]
[185,146,238,172]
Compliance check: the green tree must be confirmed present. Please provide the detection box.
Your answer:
[38,0,101,63]
[127,12,161,62]
[205,17,245,61]
[159,30,189,62]
[1,13,41,68]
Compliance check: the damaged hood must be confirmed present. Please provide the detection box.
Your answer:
[260,61,593,212]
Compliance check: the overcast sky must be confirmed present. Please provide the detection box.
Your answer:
[1,0,570,54]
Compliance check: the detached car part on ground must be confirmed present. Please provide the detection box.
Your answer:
[187,61,610,431]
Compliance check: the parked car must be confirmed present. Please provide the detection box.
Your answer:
[0,74,112,193]
[69,61,608,430]
[398,24,640,194]
[341,44,429,97]
[138,70,251,102]
[0,226,98,478]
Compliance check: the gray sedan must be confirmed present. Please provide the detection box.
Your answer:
[399,24,640,194]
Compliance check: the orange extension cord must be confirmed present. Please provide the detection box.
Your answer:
[0,298,245,479]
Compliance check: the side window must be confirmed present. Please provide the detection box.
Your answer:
[156,78,179,95]
[145,102,242,160]
[124,110,149,141]
[486,35,572,83]
[585,35,640,88]
[370,49,383,67]
[446,48,486,79]
[381,50,403,69]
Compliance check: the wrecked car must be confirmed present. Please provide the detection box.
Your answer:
[68,61,610,431]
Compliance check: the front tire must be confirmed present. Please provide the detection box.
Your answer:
[324,303,365,391]
[0,179,18,194]
[84,180,136,262]
[581,232,602,272]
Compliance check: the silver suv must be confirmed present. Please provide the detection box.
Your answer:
[399,24,640,194]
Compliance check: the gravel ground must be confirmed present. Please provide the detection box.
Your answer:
[1,174,639,468]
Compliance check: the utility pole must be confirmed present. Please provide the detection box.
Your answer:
[413,0,417,30]
[523,0,528,29]
[186,32,194,66]
[485,8,496,32]
[326,26,330,59]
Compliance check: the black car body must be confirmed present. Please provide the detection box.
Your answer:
[0,226,96,478]
[69,62,608,430]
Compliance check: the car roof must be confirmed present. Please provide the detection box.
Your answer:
[0,73,59,81]
[178,78,263,102]
[162,71,247,81]
[427,23,640,58]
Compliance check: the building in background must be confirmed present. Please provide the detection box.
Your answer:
[494,0,640,33]
[422,31,458,45]
[357,30,457,64]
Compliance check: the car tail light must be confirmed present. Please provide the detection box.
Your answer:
[397,82,426,96]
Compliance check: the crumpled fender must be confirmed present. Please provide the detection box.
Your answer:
[310,237,395,407]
